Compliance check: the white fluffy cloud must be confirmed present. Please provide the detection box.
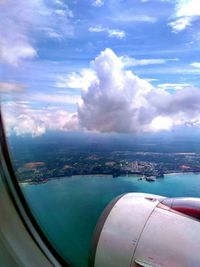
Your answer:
[169,0,200,32]
[77,48,200,133]
[191,62,200,68]
[0,0,73,66]
[169,17,193,32]
[56,69,97,90]
[78,49,155,132]
[92,0,104,7]
[0,0,41,65]
[150,116,173,131]
[176,0,200,17]
[2,102,79,137]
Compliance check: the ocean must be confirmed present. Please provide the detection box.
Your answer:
[21,173,200,267]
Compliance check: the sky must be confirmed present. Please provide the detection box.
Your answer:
[1,0,200,137]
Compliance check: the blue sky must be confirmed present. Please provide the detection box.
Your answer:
[1,0,200,136]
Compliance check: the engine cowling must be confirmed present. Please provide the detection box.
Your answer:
[90,193,200,267]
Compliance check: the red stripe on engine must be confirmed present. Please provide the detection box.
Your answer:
[172,206,200,220]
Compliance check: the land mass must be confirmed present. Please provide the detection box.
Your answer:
[8,132,200,184]
[15,151,200,184]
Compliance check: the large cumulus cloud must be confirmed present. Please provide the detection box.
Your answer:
[3,48,200,136]
[78,49,154,132]
[77,48,200,133]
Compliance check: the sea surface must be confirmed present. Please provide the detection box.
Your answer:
[21,173,200,267]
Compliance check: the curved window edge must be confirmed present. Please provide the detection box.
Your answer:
[0,109,72,267]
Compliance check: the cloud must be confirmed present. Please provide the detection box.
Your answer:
[56,69,96,90]
[120,56,178,67]
[107,29,126,39]
[27,93,80,105]
[10,92,80,106]
[190,62,200,68]
[55,9,73,18]
[157,83,191,91]
[0,82,26,92]
[89,26,126,39]
[150,116,173,131]
[175,0,200,17]
[77,48,200,133]
[145,78,159,82]
[0,0,73,66]
[77,48,157,133]
[92,0,104,7]
[4,49,200,136]
[168,17,193,32]
[0,33,37,66]
[169,0,200,32]
[112,14,157,23]
[0,0,42,65]
[2,102,79,137]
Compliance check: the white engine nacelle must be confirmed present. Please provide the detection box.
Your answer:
[90,193,200,267]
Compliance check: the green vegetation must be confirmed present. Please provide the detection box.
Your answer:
[8,133,200,184]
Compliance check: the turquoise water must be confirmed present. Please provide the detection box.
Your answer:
[22,173,200,267]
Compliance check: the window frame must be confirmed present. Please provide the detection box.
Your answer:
[0,110,71,267]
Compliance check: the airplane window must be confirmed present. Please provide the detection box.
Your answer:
[1,1,200,267]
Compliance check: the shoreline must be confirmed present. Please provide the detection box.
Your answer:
[19,171,200,186]
[165,171,200,176]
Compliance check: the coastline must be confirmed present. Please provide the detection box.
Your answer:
[18,171,200,186]
[165,171,200,176]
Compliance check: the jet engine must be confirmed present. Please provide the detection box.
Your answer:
[90,193,200,267]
